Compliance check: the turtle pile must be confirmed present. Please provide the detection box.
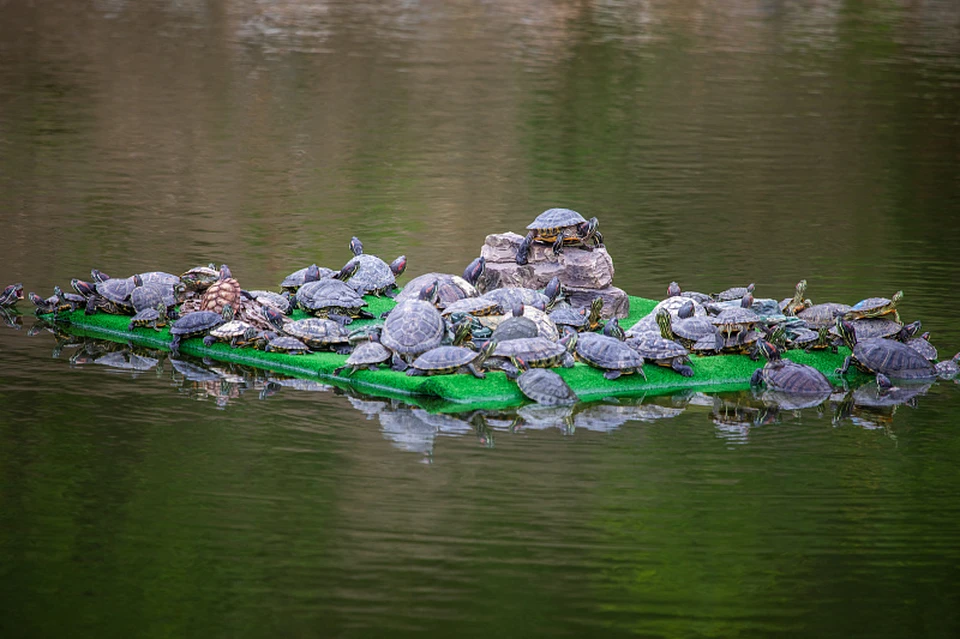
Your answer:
[6,208,960,409]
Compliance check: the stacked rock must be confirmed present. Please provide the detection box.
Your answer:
[477,211,629,319]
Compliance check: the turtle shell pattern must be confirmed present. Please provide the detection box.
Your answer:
[852,338,936,381]
[798,303,851,328]
[380,300,445,357]
[396,273,477,307]
[442,297,502,317]
[201,275,242,315]
[575,333,645,372]
[492,337,569,367]
[411,346,481,374]
[526,208,586,231]
[347,254,396,296]
[830,318,901,341]
[517,369,578,406]
[905,337,937,361]
[284,318,350,349]
[266,336,310,354]
[756,361,832,393]
[296,280,367,314]
[131,283,176,313]
[481,288,549,310]
[171,310,225,337]
[345,341,392,367]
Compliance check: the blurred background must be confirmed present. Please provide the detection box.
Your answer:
[1,1,960,637]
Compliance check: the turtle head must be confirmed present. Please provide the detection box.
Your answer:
[655,308,674,340]
[91,268,110,283]
[677,300,695,319]
[53,285,64,298]
[756,339,781,362]
[579,217,600,241]
[262,306,286,331]
[304,264,321,284]
[747,283,756,294]
[451,319,473,346]
[740,292,754,309]
[479,339,497,363]
[667,281,682,297]
[836,318,857,347]
[543,276,563,307]
[559,329,578,353]
[349,236,363,256]
[418,280,440,305]
[900,320,922,340]
[132,274,144,287]
[463,256,485,286]
[71,279,93,297]
[602,318,625,341]
[219,264,233,280]
[876,373,895,395]
[29,292,47,310]
[892,290,904,305]
[588,297,604,325]
[335,259,360,282]
[221,303,235,322]
[390,255,407,277]
[512,303,524,318]
[11,283,24,301]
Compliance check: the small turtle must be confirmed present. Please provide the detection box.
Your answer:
[516,368,578,406]
[627,334,694,377]
[29,291,60,315]
[170,304,233,354]
[380,284,447,370]
[200,264,242,315]
[904,332,938,362]
[797,302,852,329]
[90,268,112,283]
[203,319,261,348]
[516,208,603,265]
[779,279,813,316]
[295,279,373,324]
[788,326,838,353]
[395,257,484,308]
[442,296,502,318]
[0,283,24,308]
[480,286,555,312]
[549,303,591,333]
[334,334,392,376]
[835,319,936,381]
[710,307,762,343]
[830,317,902,341]
[897,320,922,341]
[246,290,293,315]
[128,302,169,331]
[406,342,495,379]
[935,352,960,379]
[750,360,833,394]
[575,332,646,380]
[712,282,755,303]
[625,295,706,337]
[602,318,625,341]
[283,318,352,352]
[280,264,322,292]
[179,264,220,292]
[491,304,539,342]
[844,291,903,324]
[488,335,576,379]
[265,335,311,355]
[655,309,723,352]
[344,238,405,297]
[52,285,86,312]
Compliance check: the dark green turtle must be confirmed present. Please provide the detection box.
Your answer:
[712,282,755,302]
[797,302,851,328]
[516,368,578,406]
[295,279,373,324]
[170,305,233,354]
[406,342,495,379]
[394,257,485,309]
[627,334,694,377]
[380,286,447,370]
[844,291,903,324]
[488,335,576,380]
[345,238,405,297]
[0,283,24,308]
[835,319,936,381]
[283,318,352,353]
[516,208,603,265]
[829,317,901,341]
[490,304,538,342]
[750,360,833,394]
[334,336,392,376]
[128,302,169,331]
[265,335,310,355]
[574,332,646,380]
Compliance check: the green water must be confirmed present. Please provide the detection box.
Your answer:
[2,1,960,636]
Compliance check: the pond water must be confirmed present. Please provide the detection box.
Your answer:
[2,1,960,636]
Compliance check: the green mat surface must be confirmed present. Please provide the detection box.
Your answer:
[45,295,856,410]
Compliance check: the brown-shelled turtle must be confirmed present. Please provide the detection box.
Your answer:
[750,360,833,394]
[170,304,233,354]
[200,264,242,315]
[626,333,694,377]
[334,333,392,376]
[574,332,646,380]
[904,332,938,362]
[797,302,851,329]
[0,283,24,308]
[393,257,485,309]
[343,237,406,298]
[516,208,603,265]
[264,335,311,355]
[202,319,262,347]
[295,279,373,324]
[835,319,936,381]
[516,368,578,406]
[487,335,576,380]
[935,353,960,379]
[282,318,352,353]
[712,282,755,303]
[380,284,447,370]
[406,342,495,379]
[779,279,813,316]
[128,302,170,331]
[844,291,903,324]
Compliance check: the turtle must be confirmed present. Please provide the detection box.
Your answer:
[787,326,839,353]
[280,264,322,292]
[709,307,762,342]
[935,352,960,379]
[128,302,169,331]
[480,286,556,312]
[904,332,938,362]
[664,282,712,304]
[264,335,311,355]
[200,264,242,315]
[515,208,603,265]
[712,282,755,302]
[345,238,406,297]
[394,257,485,308]
[179,264,220,292]
[441,296,502,318]
[136,271,180,288]
[516,368,578,406]
[380,285,447,370]
[202,319,262,348]
[131,282,177,316]
[719,329,762,357]
[295,279,373,324]
[829,317,902,341]
[517,305,560,342]
[52,285,87,312]
[29,291,60,315]
[282,318,352,352]
[835,319,936,381]
[625,295,706,338]
[90,268,112,283]
[170,304,233,354]
[93,276,138,314]
[655,308,723,353]
[334,334,392,376]
[549,302,593,333]
[779,279,813,316]
[844,291,903,324]
[897,320,922,341]
[0,283,24,308]
[246,290,293,315]
[490,304,539,342]
[750,360,833,394]
[575,332,647,380]
[797,302,852,329]
[406,342,495,379]
[487,335,577,379]
[602,318,625,341]
[626,334,694,377]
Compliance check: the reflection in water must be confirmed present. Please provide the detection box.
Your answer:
[20,324,953,456]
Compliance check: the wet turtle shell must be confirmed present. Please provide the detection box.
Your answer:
[407,345,487,378]
[334,340,392,376]
[265,336,310,354]
[750,360,833,394]
[381,300,446,361]
[844,292,903,321]
[526,208,587,231]
[626,335,693,377]
[517,369,578,406]
[131,283,176,314]
[136,271,180,288]
[128,306,167,331]
[491,314,538,342]
[170,309,228,353]
[490,337,574,375]
[283,318,351,351]
[345,253,399,297]
[712,283,755,302]
[246,290,292,315]
[574,332,647,380]
[797,302,851,328]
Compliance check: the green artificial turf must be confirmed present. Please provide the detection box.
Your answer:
[44,294,858,409]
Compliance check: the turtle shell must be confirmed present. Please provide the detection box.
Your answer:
[131,283,176,313]
[830,318,901,341]
[346,254,396,296]
[492,337,569,367]
[410,345,479,373]
[798,303,851,328]
[396,273,477,307]
[904,336,938,362]
[200,274,242,315]
[246,290,292,315]
[670,317,718,345]
[442,297,502,317]
[170,310,225,337]
[128,307,163,330]
[755,361,832,394]
[846,295,896,318]
[627,335,689,361]
[265,336,310,354]
[481,287,549,310]
[208,320,257,341]
[713,283,755,302]
[381,300,445,357]
[517,369,578,406]
[137,271,180,287]
[345,341,392,367]
[852,338,936,381]
[96,278,137,309]
[526,208,586,230]
[575,333,645,372]
[549,306,589,329]
[491,316,538,342]
[281,265,330,291]
[296,280,367,312]
[521,306,560,341]
[179,266,219,292]
[283,318,349,349]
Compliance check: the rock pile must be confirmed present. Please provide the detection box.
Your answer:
[477,232,629,319]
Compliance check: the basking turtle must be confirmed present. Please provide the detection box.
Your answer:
[627,334,694,377]
[131,282,177,317]
[625,295,706,338]
[380,285,447,370]
[394,257,484,308]
[264,335,310,355]
[29,291,61,315]
[516,208,603,265]
[602,318,625,341]
[491,304,539,342]
[246,290,293,315]
[346,238,406,297]
[93,277,138,314]
[779,279,813,316]
[136,271,180,288]
[295,279,373,324]
[179,264,220,293]
[549,298,603,333]
[575,332,646,380]
[829,317,901,341]
[170,304,233,354]
[442,296,502,318]
[128,302,169,331]
[90,268,112,283]
[712,282,755,303]
[835,319,936,381]
[280,264,322,292]
[0,283,23,308]
[488,335,576,379]
[710,307,762,342]
[797,302,851,329]
[282,318,352,352]
[334,334,392,376]
[751,360,833,394]
[897,320,922,341]
[655,308,722,353]
[904,332,938,362]
[202,319,261,348]
[665,282,711,304]
[935,353,960,379]
[844,291,903,324]
[788,326,838,353]
[406,342,495,379]
[480,286,557,312]
[200,264,242,315]
[516,368,578,406]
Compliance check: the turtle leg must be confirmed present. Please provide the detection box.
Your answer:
[750,368,764,387]
[329,313,353,326]
[203,335,216,347]
[636,366,647,380]
[603,369,622,380]
[334,345,353,355]
[673,360,694,377]
[836,356,852,376]
[406,368,426,377]
[355,310,375,320]
[465,363,486,379]
[333,364,349,376]
[390,352,409,372]
[562,353,575,368]
[552,233,565,256]
[516,232,535,265]
[384,287,398,299]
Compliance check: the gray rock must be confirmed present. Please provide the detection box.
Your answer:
[479,232,615,290]
[565,286,630,319]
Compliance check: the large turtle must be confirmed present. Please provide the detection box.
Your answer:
[487,335,576,379]
[0,283,24,308]
[829,317,901,341]
[380,283,447,370]
[345,237,406,297]
[797,302,852,329]
[93,276,139,314]
[282,318,352,352]
[280,260,359,292]
[491,304,539,342]
[516,208,603,265]
[200,264,242,315]
[480,285,559,312]
[516,368,578,406]
[406,342,495,379]
[835,319,936,381]
[295,279,373,324]
[574,332,646,380]
[334,333,392,376]
[712,282,755,303]
[170,304,233,354]
[394,257,485,309]
[627,334,694,377]
[844,291,903,324]
[750,360,833,394]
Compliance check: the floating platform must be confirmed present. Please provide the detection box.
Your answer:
[44,294,856,412]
